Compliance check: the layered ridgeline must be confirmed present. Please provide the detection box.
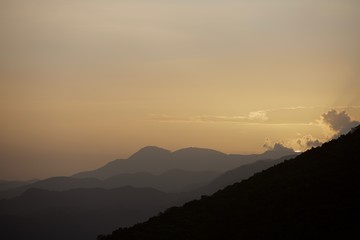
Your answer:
[0,146,295,200]
[73,146,295,179]
[0,170,220,199]
[99,126,360,240]
[0,179,38,191]
[0,186,179,240]
[0,159,292,240]
[0,147,296,240]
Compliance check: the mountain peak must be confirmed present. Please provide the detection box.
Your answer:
[129,146,172,161]
[261,143,295,159]
[173,147,226,157]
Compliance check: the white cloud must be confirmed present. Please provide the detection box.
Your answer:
[148,106,360,127]
[248,111,268,121]
[148,111,268,123]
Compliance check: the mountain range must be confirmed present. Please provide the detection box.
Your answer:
[0,179,38,191]
[73,145,295,179]
[0,146,296,240]
[99,126,360,240]
[0,169,220,199]
[0,145,295,200]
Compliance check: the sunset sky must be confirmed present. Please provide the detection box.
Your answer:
[1,0,360,180]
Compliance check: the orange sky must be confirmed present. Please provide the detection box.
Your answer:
[1,0,360,180]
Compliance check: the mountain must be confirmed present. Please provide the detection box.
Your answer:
[171,148,228,170]
[197,155,296,196]
[0,179,38,191]
[104,169,220,193]
[0,186,181,240]
[98,126,360,240]
[72,147,173,179]
[128,146,172,161]
[0,170,220,199]
[73,146,296,179]
[0,177,103,200]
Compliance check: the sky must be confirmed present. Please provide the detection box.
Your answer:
[1,0,360,180]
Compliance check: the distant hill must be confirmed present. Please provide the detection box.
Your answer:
[0,176,103,200]
[0,170,220,199]
[73,146,295,179]
[0,146,299,240]
[0,186,180,240]
[0,156,294,240]
[99,126,360,240]
[0,179,38,191]
[104,169,220,193]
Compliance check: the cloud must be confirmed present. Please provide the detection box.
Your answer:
[292,109,359,151]
[263,139,294,153]
[271,143,294,152]
[260,108,359,153]
[149,106,360,125]
[296,135,323,149]
[305,139,322,148]
[321,109,360,137]
[248,111,268,121]
[148,111,268,123]
[263,138,272,150]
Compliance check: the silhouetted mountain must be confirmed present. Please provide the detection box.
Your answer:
[104,169,220,193]
[171,148,228,170]
[0,170,220,199]
[0,186,180,240]
[0,177,103,199]
[197,155,296,196]
[73,146,173,179]
[0,179,38,191]
[99,126,360,240]
[260,143,296,159]
[73,146,296,179]
[128,146,172,161]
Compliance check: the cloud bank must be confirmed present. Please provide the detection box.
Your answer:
[149,106,360,125]
[321,110,360,137]
[263,139,294,153]
[296,135,323,149]
[148,111,268,123]
[263,108,359,152]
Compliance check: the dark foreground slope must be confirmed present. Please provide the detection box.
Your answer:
[99,126,360,240]
[197,155,295,196]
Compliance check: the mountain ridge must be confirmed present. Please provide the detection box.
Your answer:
[73,146,296,179]
[197,154,296,196]
[0,169,221,199]
[99,126,360,240]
